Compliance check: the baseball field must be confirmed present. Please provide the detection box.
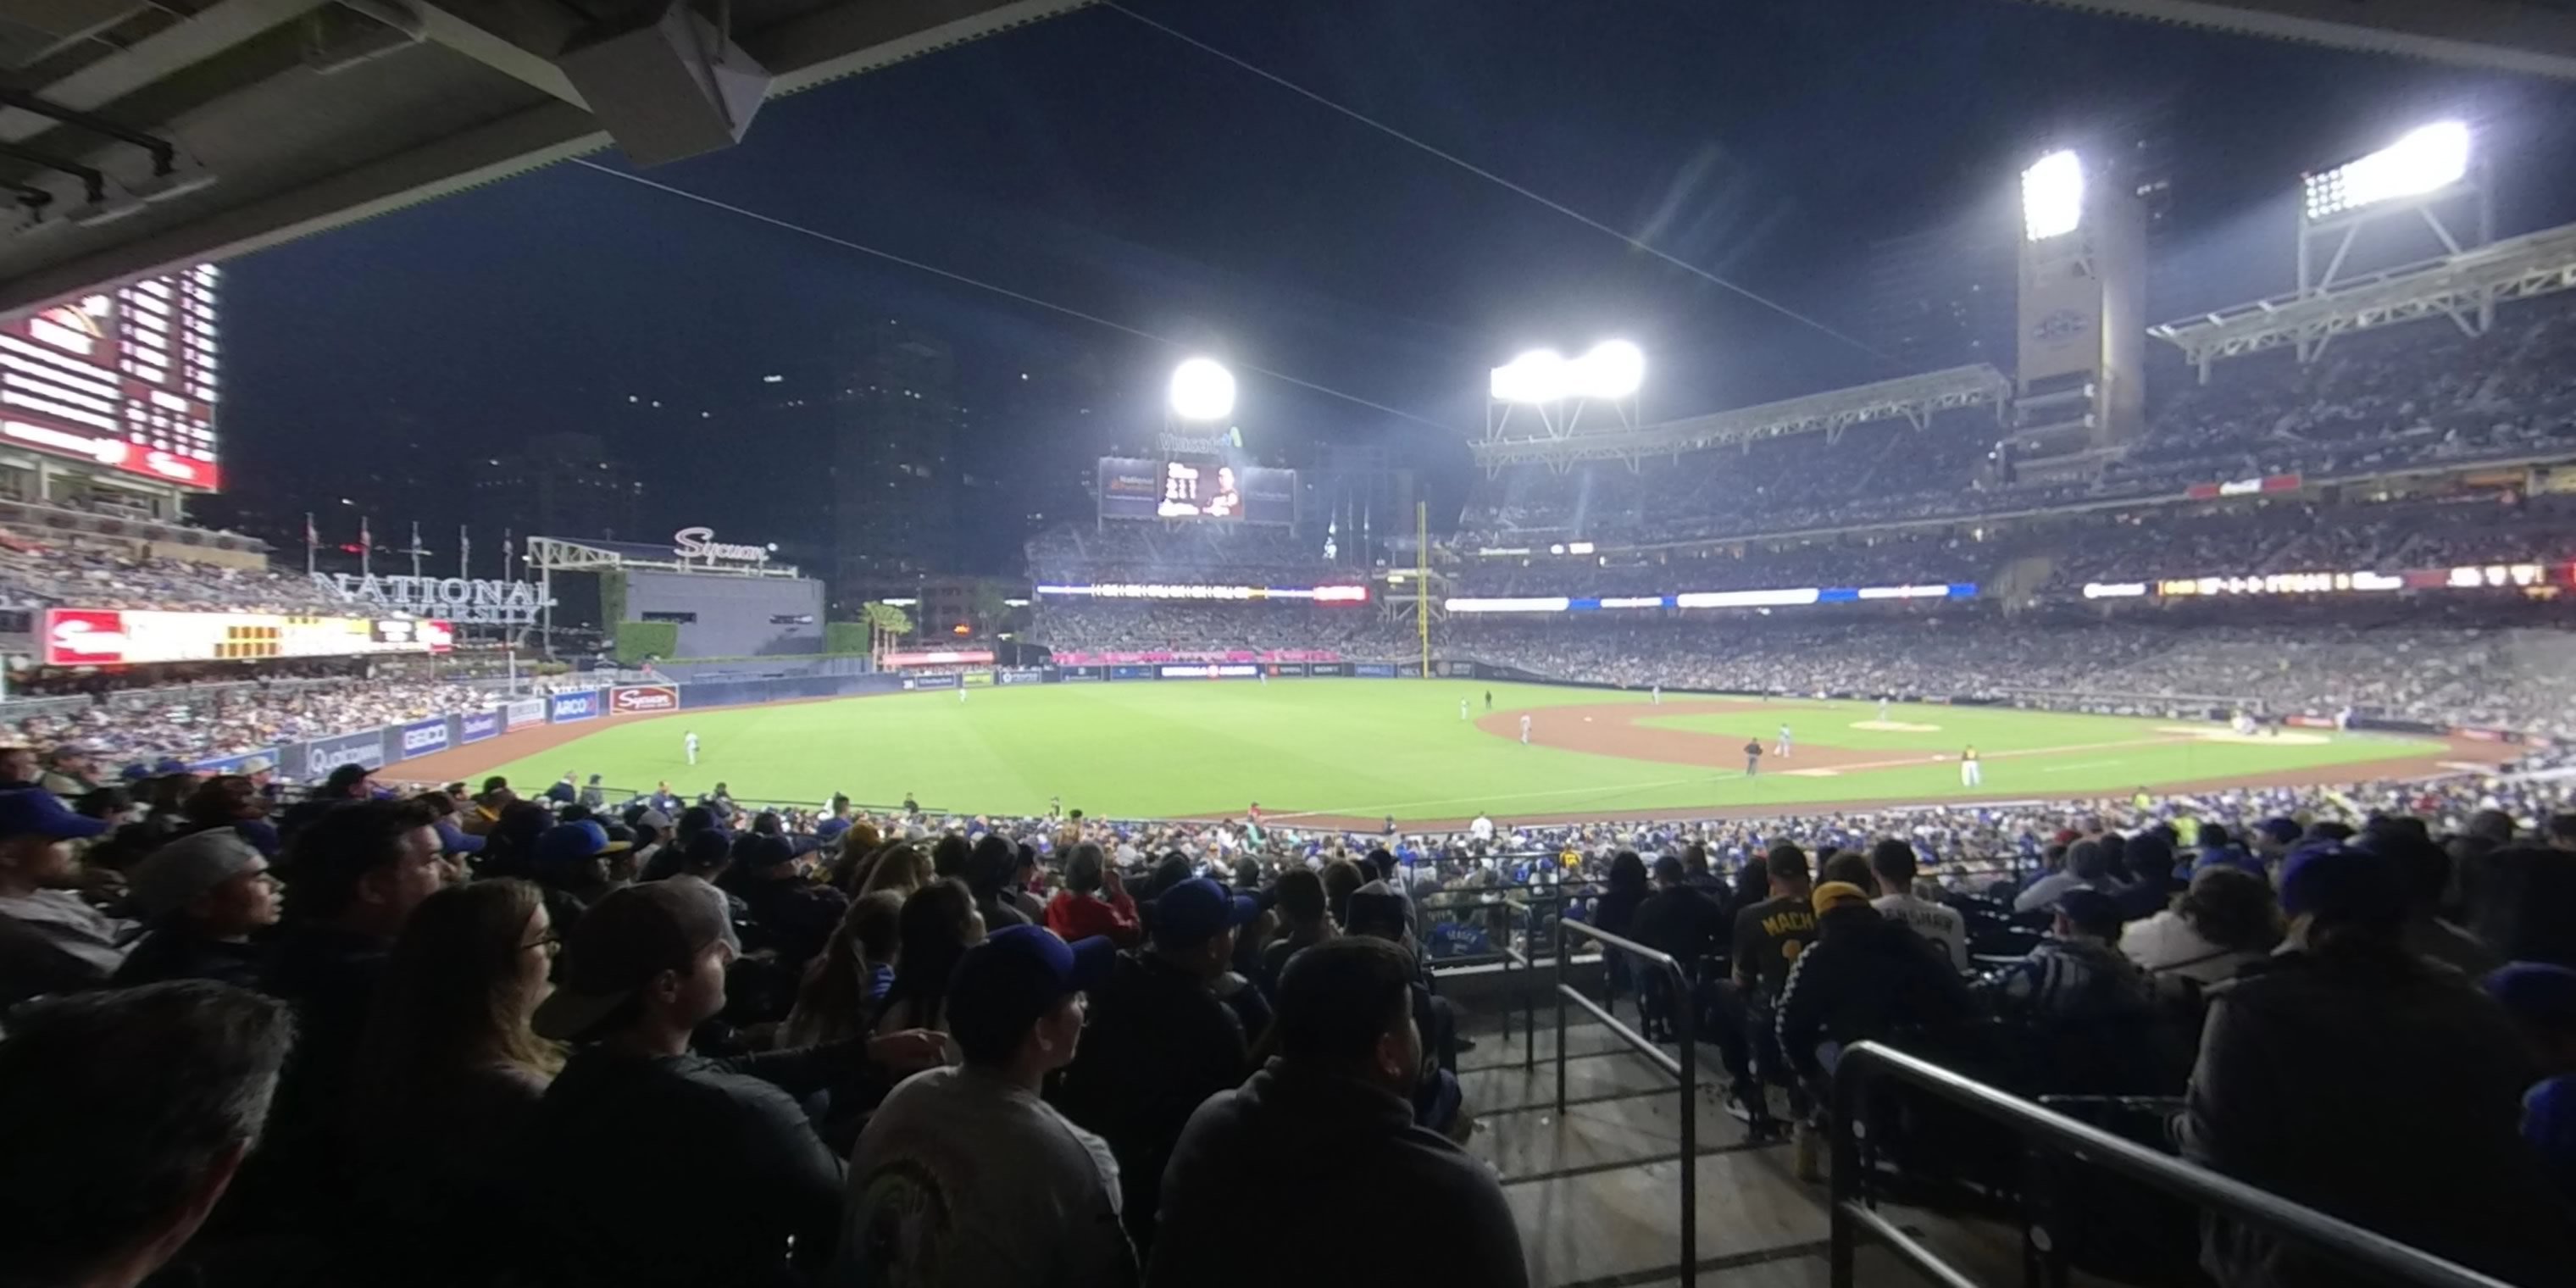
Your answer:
[404,679,2500,826]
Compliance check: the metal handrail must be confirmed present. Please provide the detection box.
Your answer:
[1556,915,1698,1287]
[1828,1042,2518,1288]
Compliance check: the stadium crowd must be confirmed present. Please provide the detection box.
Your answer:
[0,677,492,768]
[0,537,351,615]
[3,716,2573,1287]
[1457,291,2576,548]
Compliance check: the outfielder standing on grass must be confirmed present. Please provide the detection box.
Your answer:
[683,730,699,766]
[1960,745,1981,787]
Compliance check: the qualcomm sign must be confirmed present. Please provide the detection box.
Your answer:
[315,574,551,625]
[672,526,772,565]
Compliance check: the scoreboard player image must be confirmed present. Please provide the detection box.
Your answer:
[1157,461,1244,519]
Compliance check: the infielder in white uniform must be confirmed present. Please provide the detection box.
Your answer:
[1651,685,1661,705]
[684,730,699,765]
[1776,724,1793,758]
[1878,697,1890,722]
[1460,699,1469,721]
[1519,713,1532,745]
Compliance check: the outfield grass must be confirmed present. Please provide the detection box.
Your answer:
[477,679,2445,823]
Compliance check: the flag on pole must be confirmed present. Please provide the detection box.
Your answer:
[459,525,471,580]
[303,512,317,576]
[358,516,371,576]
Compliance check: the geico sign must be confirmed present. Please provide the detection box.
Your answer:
[613,686,680,713]
[671,526,769,564]
[401,723,448,753]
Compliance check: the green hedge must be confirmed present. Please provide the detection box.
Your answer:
[824,621,872,655]
[612,620,679,664]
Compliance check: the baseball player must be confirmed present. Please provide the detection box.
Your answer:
[1878,696,1890,722]
[958,684,968,705]
[1742,738,1763,777]
[683,730,699,766]
[1519,713,1532,745]
[1776,724,1794,758]
[1960,745,1981,788]
[1651,684,1661,706]
[1460,699,1469,721]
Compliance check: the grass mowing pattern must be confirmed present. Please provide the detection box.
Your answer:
[482,680,2442,822]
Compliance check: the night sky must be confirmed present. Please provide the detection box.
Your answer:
[202,0,2576,567]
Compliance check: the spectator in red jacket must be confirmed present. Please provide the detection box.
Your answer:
[1045,843,1140,948]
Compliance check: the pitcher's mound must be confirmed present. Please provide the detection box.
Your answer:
[1850,719,1942,732]
[2157,724,2330,747]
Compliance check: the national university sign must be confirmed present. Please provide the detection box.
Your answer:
[314,574,552,625]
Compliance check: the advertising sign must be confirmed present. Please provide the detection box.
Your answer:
[307,730,385,775]
[42,608,455,666]
[1058,666,1102,682]
[997,668,1047,686]
[904,673,960,691]
[314,573,551,625]
[1161,663,1259,679]
[1307,663,1349,677]
[549,691,601,723]
[188,747,277,775]
[459,711,502,744]
[1353,663,1400,678]
[397,719,449,757]
[881,649,995,668]
[504,697,547,730]
[1108,664,1157,681]
[1268,663,1306,678]
[611,685,680,715]
[671,526,772,565]
[960,670,996,687]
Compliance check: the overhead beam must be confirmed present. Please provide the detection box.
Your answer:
[2016,0,2576,80]
[400,0,592,106]
[0,0,330,143]
[0,0,1098,319]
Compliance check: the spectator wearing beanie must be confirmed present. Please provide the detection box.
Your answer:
[1046,842,1141,948]
[836,925,1135,1285]
[113,829,278,988]
[1775,880,1974,1089]
[663,827,743,952]
[527,883,943,1288]
[0,786,127,1006]
[1052,876,1255,1255]
[1148,936,1528,1288]
[2185,847,2576,1288]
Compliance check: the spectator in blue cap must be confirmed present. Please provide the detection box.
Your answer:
[0,786,127,1006]
[534,820,633,924]
[2485,963,2576,1197]
[729,831,846,965]
[2185,847,2575,1287]
[1052,876,1257,1255]
[2362,816,2499,977]
[838,925,1133,1285]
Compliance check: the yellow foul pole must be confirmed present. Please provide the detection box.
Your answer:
[1416,501,1430,678]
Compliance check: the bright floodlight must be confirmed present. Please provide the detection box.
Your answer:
[1575,340,1645,399]
[2022,150,2085,242]
[1490,348,1568,403]
[2303,120,2471,222]
[1168,357,1236,421]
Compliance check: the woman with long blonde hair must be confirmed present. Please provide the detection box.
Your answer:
[351,878,565,1274]
[856,840,933,901]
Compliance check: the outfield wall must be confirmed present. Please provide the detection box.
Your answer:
[225,658,2541,786]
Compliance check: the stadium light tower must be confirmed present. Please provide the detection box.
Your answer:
[2021,150,2085,242]
[2294,119,2491,355]
[1484,339,1643,456]
[1167,357,1236,422]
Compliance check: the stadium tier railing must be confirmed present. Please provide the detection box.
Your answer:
[1552,915,1700,1287]
[1828,1042,2516,1288]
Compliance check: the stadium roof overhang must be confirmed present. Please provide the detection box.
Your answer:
[0,0,1095,319]
[2147,219,2576,371]
[1470,364,2014,471]
[2012,1,2576,80]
